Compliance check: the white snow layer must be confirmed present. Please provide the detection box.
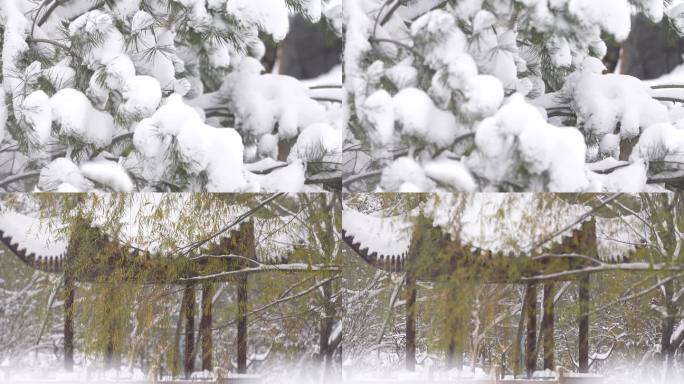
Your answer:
[51,88,115,147]
[133,94,249,191]
[342,207,412,257]
[225,0,291,41]
[468,94,589,191]
[80,160,134,192]
[0,210,67,259]
[345,194,641,261]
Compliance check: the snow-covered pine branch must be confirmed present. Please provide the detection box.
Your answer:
[0,0,342,192]
[343,0,684,192]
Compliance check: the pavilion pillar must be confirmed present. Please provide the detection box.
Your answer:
[405,273,417,371]
[542,283,555,371]
[63,279,75,372]
[182,283,196,378]
[524,283,538,378]
[237,275,248,374]
[200,283,214,372]
[578,274,590,373]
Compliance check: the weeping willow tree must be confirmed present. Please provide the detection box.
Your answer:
[342,193,684,381]
[0,193,342,381]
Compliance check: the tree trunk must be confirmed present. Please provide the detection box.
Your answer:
[524,283,538,378]
[542,283,555,371]
[63,279,75,372]
[446,333,464,370]
[621,15,684,80]
[512,288,528,377]
[278,15,343,80]
[200,283,214,372]
[660,280,676,376]
[446,284,464,370]
[182,283,196,378]
[405,273,417,371]
[318,278,336,379]
[237,275,248,374]
[578,274,590,373]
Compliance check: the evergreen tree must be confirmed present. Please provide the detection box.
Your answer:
[343,0,684,192]
[0,0,342,192]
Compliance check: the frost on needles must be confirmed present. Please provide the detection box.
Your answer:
[343,0,684,192]
[0,0,341,192]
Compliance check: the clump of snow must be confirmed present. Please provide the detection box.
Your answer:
[117,75,162,120]
[133,94,249,191]
[567,0,632,40]
[589,160,649,192]
[288,123,341,162]
[20,90,52,148]
[69,10,126,69]
[80,159,134,192]
[565,58,667,141]
[43,61,76,90]
[380,157,436,192]
[392,88,462,147]
[219,57,327,139]
[50,88,114,147]
[423,158,477,191]
[631,123,684,162]
[362,89,395,146]
[468,94,589,191]
[38,157,95,192]
[226,0,290,41]
[251,161,306,192]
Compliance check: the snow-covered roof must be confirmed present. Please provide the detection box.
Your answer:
[0,211,68,261]
[0,196,302,268]
[89,195,301,262]
[342,207,412,259]
[343,195,642,270]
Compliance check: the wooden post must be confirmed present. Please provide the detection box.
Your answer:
[63,280,75,372]
[542,283,555,371]
[237,275,248,374]
[524,283,537,378]
[182,283,196,378]
[200,283,214,372]
[578,274,590,373]
[405,273,417,371]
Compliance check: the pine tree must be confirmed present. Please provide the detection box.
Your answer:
[343,0,684,192]
[0,0,342,192]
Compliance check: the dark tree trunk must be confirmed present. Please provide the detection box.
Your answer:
[182,283,196,378]
[104,287,122,371]
[446,284,464,370]
[542,283,555,371]
[318,278,336,378]
[278,15,342,80]
[524,283,538,378]
[578,274,590,373]
[200,283,214,372]
[405,273,417,371]
[237,275,248,374]
[621,15,684,80]
[446,334,464,370]
[660,280,676,375]
[513,289,527,377]
[63,280,75,372]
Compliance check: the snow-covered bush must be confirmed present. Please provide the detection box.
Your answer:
[343,0,684,192]
[0,0,342,192]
